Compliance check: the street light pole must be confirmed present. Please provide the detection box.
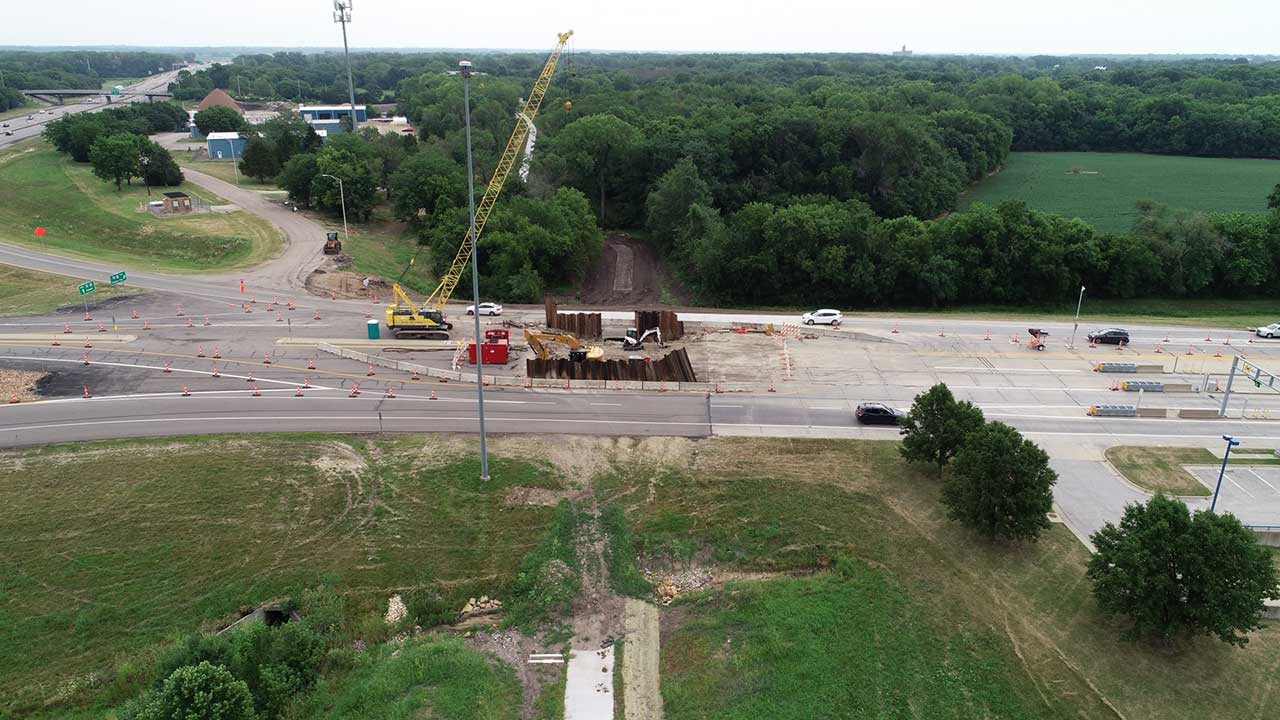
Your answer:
[317,173,349,247]
[461,59,490,482]
[139,154,150,196]
[333,1,359,131]
[1068,285,1085,349]
[1211,434,1241,513]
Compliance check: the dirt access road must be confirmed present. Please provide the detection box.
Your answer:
[559,233,688,307]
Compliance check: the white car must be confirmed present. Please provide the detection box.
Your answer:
[1255,323,1280,339]
[465,302,503,316]
[801,309,843,326]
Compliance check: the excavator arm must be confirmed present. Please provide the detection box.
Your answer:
[524,329,603,361]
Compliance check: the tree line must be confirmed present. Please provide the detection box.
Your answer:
[168,51,1280,307]
[43,102,187,190]
[0,50,180,90]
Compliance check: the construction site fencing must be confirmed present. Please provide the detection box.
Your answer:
[545,299,601,339]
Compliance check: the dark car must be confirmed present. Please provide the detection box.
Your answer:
[1087,328,1130,345]
[855,402,903,426]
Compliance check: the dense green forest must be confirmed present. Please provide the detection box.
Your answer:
[170,52,1280,306]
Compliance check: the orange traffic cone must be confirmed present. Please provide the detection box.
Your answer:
[313,308,321,320]
[83,337,92,348]
[411,368,420,381]
[98,321,105,333]
[131,307,138,319]
[938,328,946,337]
[385,386,396,398]
[176,305,184,317]
[51,336,59,347]
[163,360,171,373]
[891,323,900,334]
[263,352,271,365]
[295,386,304,397]
[302,376,311,388]
[182,385,190,397]
[367,364,375,377]
[82,352,90,366]
[246,369,254,383]
[143,319,151,330]
[430,389,437,400]
[63,323,72,334]
[211,363,220,378]
[197,345,205,357]
[212,346,221,358]
[349,384,360,397]
[983,329,991,341]
[187,317,193,328]
[307,357,315,370]
[251,383,261,397]
[83,385,91,399]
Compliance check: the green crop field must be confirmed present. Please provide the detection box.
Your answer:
[0,141,282,273]
[962,152,1280,232]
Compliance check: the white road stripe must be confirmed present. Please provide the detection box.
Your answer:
[1247,467,1280,495]
[936,366,1081,373]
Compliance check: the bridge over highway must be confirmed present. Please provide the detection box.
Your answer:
[21,88,174,104]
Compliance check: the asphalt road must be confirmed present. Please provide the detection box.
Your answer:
[0,67,204,150]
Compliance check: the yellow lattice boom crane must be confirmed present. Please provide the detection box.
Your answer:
[385,30,574,340]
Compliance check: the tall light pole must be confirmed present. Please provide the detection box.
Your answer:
[1211,434,1241,513]
[1068,285,1086,350]
[317,173,349,247]
[461,59,490,482]
[333,1,359,131]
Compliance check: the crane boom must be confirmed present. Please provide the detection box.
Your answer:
[422,30,573,313]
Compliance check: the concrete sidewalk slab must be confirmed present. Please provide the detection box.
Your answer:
[564,644,614,720]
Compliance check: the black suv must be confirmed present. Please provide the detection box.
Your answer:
[855,402,904,426]
[1087,328,1130,345]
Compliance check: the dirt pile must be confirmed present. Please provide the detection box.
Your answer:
[0,370,45,402]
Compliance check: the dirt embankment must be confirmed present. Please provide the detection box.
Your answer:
[553,233,691,307]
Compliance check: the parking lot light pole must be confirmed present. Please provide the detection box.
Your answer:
[1068,285,1085,349]
[316,174,349,247]
[1211,434,1241,513]
[461,59,490,482]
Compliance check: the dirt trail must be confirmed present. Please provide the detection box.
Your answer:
[622,599,663,720]
[559,233,690,307]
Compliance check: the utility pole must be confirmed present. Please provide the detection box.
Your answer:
[1068,285,1085,350]
[461,59,490,482]
[333,0,359,131]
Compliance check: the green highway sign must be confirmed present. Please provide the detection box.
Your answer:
[109,271,127,285]
[78,281,96,296]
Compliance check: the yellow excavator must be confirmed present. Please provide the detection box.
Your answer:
[385,30,574,340]
[524,329,603,363]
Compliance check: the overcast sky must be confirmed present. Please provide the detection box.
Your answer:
[2,0,1274,55]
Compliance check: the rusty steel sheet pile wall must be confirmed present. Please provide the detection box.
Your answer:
[545,299,602,339]
[634,310,684,341]
[527,347,697,383]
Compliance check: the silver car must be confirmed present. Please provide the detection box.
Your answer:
[1256,323,1280,339]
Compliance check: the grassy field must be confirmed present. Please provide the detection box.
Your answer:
[292,636,521,720]
[0,435,567,716]
[595,438,1280,720]
[175,154,278,189]
[0,141,282,273]
[312,206,437,295]
[664,565,1045,719]
[0,263,140,317]
[1106,446,1280,496]
[962,152,1280,232]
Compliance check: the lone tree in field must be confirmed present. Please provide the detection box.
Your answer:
[942,421,1056,541]
[1089,493,1279,647]
[88,133,141,190]
[899,383,986,476]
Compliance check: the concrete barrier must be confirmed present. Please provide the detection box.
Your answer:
[1136,364,1167,373]
[1163,383,1194,393]
[1253,530,1280,548]
[1177,408,1220,419]
[1136,408,1169,418]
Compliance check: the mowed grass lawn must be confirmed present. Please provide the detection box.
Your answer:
[963,151,1280,232]
[0,263,139,317]
[596,438,1280,720]
[175,154,278,189]
[0,142,282,272]
[0,435,566,716]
